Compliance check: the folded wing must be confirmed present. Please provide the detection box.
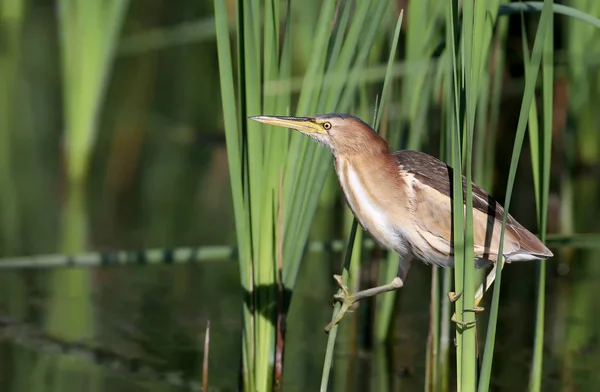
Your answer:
[394,150,553,264]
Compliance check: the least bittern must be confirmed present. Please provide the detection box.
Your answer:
[250,113,553,332]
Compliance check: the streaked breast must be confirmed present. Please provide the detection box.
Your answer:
[335,157,407,255]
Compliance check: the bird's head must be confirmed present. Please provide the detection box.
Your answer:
[249,113,389,156]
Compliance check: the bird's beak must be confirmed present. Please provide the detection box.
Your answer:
[249,115,325,134]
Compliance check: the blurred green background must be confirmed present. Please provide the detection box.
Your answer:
[0,1,599,391]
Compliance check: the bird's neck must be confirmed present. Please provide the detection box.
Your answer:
[334,152,404,252]
[331,132,391,157]
[331,135,398,226]
[334,152,397,208]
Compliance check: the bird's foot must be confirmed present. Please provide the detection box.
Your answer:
[464,306,485,313]
[451,313,477,328]
[448,291,462,302]
[450,306,483,328]
[329,275,354,306]
[325,275,358,333]
[324,275,404,333]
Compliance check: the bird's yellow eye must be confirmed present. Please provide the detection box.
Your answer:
[322,122,332,130]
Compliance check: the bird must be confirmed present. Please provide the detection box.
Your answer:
[250,113,553,332]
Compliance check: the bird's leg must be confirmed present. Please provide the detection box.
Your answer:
[471,261,502,311]
[324,256,411,333]
[324,275,404,332]
[450,260,504,326]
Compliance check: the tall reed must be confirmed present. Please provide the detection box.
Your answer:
[215,1,402,390]
[442,1,554,390]
[560,1,600,389]
[42,2,130,391]
[0,0,25,255]
[48,0,130,336]
[478,2,554,391]
[525,4,554,389]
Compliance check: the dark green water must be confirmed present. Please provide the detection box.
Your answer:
[0,245,589,391]
[0,248,427,391]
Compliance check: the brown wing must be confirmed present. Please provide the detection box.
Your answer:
[393,150,553,261]
[409,176,517,265]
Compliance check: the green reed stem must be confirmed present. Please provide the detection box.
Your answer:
[320,219,359,392]
[478,1,553,390]
[529,3,554,389]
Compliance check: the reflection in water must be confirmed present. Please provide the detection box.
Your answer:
[0,256,353,391]
[0,316,202,390]
[0,251,432,392]
[0,254,596,391]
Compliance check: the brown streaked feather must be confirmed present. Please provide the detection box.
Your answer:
[394,150,553,262]
[410,179,517,267]
[334,154,414,258]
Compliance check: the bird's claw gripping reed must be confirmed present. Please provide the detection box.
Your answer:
[448,291,462,302]
[251,113,553,330]
[324,274,404,332]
